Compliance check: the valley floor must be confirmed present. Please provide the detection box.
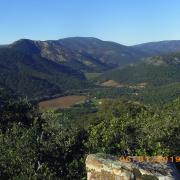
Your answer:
[39,95,87,109]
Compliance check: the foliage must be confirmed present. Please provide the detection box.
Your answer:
[86,99,180,156]
[0,47,91,100]
[98,62,180,87]
[0,98,179,179]
[0,100,87,179]
[139,82,180,105]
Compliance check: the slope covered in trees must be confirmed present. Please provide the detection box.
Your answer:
[92,52,180,105]
[0,47,91,100]
[0,37,149,101]
[11,37,147,72]
[2,38,180,102]
[97,53,180,86]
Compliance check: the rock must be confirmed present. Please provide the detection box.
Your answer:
[86,154,180,180]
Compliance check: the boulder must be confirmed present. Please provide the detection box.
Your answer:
[86,154,180,180]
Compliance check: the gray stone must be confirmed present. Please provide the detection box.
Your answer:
[86,154,180,180]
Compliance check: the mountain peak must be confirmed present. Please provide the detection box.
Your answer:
[12,38,35,44]
[10,39,40,54]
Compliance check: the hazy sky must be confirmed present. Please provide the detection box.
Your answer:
[1,0,180,45]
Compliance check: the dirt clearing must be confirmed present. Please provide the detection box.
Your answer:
[39,95,87,109]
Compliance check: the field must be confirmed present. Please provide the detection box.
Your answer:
[100,80,124,87]
[39,95,87,109]
[85,72,102,80]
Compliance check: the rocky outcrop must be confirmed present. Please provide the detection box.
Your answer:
[86,154,180,180]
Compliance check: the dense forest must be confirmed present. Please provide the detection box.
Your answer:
[97,53,180,86]
[0,47,91,100]
[0,96,179,179]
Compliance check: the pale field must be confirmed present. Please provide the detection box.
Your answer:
[39,95,87,109]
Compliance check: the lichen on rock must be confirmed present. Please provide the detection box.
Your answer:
[86,154,180,180]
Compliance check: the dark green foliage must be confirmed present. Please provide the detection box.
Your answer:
[88,87,135,99]
[0,88,16,105]
[11,39,40,55]
[0,47,91,100]
[40,110,88,179]
[98,52,180,85]
[0,98,40,130]
[138,83,180,105]
[0,99,52,179]
[95,53,180,105]
[56,102,98,129]
[0,98,179,178]
[86,99,180,156]
[0,124,53,179]
[0,100,88,179]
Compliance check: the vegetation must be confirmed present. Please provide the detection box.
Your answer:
[86,99,180,156]
[93,53,180,105]
[84,72,102,81]
[1,38,180,179]
[97,55,180,87]
[0,47,91,100]
[139,82,180,104]
[39,95,87,109]
[0,97,179,179]
[0,99,87,179]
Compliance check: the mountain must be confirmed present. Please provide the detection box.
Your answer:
[97,52,180,87]
[0,46,90,100]
[1,37,148,100]
[52,37,146,67]
[10,37,148,72]
[2,37,180,100]
[96,52,180,104]
[133,40,180,56]
[8,38,180,74]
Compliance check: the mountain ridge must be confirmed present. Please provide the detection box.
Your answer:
[133,40,180,56]
[6,37,180,69]
[9,37,147,72]
[2,37,180,100]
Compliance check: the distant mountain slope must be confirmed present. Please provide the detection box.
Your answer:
[10,38,180,73]
[133,40,180,56]
[54,37,146,66]
[10,37,147,72]
[97,52,180,86]
[0,47,90,99]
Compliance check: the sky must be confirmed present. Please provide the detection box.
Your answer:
[0,0,180,45]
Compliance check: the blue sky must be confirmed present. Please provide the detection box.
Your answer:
[0,0,180,45]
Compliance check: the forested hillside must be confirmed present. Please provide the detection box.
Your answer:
[2,38,180,101]
[0,37,150,101]
[92,52,180,104]
[98,53,180,86]
[10,37,148,72]
[0,47,90,100]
